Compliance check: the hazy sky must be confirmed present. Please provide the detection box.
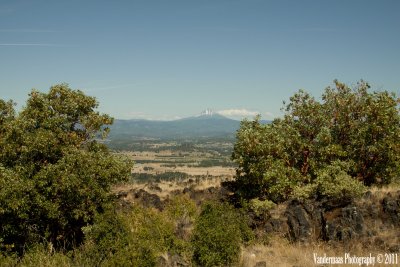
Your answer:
[1,0,399,120]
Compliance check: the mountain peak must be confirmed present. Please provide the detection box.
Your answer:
[200,108,214,116]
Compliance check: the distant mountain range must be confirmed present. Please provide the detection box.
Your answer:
[109,112,237,140]
[108,110,271,140]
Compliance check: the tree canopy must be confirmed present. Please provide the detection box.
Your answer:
[0,84,132,253]
[232,80,400,203]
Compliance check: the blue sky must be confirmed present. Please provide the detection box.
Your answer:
[1,0,399,120]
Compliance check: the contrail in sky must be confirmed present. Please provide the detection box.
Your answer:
[0,43,74,47]
[0,43,53,46]
[0,29,58,33]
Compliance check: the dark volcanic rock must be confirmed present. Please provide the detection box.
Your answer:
[134,189,164,210]
[261,191,400,245]
[322,206,364,241]
[382,194,400,225]
[265,218,286,233]
[284,201,365,242]
[182,187,191,194]
[148,183,162,192]
[285,200,324,242]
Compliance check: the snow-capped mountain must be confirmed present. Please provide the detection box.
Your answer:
[109,110,241,140]
[200,108,214,116]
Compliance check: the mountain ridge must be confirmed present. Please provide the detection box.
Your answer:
[108,111,271,141]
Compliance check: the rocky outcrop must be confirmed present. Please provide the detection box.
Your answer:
[263,191,400,249]
[323,205,364,242]
[382,194,400,225]
[117,188,164,210]
[284,200,365,242]
[116,185,400,250]
[285,200,324,242]
[134,189,164,210]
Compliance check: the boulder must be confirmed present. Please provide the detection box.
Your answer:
[285,200,324,242]
[134,189,164,210]
[322,206,364,241]
[382,194,400,225]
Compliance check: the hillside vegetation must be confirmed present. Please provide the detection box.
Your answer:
[0,81,399,266]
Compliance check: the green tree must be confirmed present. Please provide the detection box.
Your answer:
[0,84,132,253]
[232,80,400,203]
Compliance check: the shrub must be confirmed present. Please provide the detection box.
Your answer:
[83,205,177,267]
[0,252,17,267]
[17,244,72,267]
[191,201,253,267]
[164,194,198,224]
[292,161,366,203]
[80,207,131,266]
[164,195,198,261]
[314,161,366,202]
[248,198,276,218]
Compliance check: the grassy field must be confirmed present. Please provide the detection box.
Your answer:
[115,139,236,182]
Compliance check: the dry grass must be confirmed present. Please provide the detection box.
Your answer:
[368,184,400,196]
[241,236,321,267]
[113,176,230,200]
[240,235,395,267]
